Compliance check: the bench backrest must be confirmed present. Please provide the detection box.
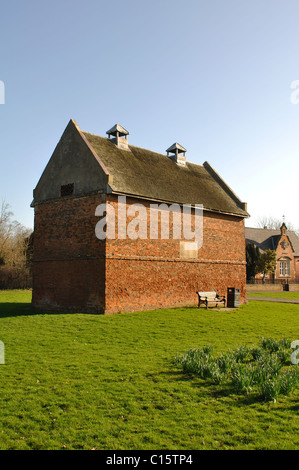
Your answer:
[197,291,217,299]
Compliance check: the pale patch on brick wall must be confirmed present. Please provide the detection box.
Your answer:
[180,241,198,259]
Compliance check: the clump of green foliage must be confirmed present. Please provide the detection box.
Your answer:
[174,338,299,402]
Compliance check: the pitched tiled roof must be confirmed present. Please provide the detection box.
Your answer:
[31,119,249,218]
[245,227,299,256]
[82,130,248,217]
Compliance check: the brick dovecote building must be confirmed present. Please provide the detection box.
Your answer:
[31,119,249,314]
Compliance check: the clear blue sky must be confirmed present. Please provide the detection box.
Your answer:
[1,0,299,230]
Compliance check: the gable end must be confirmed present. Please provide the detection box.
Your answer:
[31,120,109,206]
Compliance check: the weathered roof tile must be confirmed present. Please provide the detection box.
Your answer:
[245,227,299,256]
[82,130,248,217]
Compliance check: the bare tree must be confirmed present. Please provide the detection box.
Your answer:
[0,200,32,267]
[256,216,299,236]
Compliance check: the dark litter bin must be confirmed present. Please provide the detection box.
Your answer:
[227,287,240,308]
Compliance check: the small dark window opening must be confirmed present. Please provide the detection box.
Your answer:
[60,183,74,197]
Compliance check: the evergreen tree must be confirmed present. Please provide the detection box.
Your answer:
[246,243,261,281]
[256,249,276,283]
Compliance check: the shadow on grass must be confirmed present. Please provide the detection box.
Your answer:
[0,302,37,318]
[0,302,82,318]
[288,402,299,412]
[155,368,266,406]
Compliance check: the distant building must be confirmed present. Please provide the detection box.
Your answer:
[31,119,249,313]
[245,223,299,283]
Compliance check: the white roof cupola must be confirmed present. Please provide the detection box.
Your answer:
[106,124,129,150]
[166,142,187,166]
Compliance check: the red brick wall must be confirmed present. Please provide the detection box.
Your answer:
[32,194,106,312]
[105,258,246,313]
[32,193,247,313]
[104,195,246,313]
[274,234,295,282]
[32,259,105,312]
[296,258,299,282]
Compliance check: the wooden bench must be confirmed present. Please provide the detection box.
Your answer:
[196,291,226,309]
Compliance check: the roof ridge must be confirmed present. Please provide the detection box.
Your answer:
[79,125,248,218]
[82,131,208,169]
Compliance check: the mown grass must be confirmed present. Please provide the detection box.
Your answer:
[248,291,299,300]
[174,338,299,401]
[0,290,298,450]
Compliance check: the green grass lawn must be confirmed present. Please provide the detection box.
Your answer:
[248,291,299,300]
[0,290,298,450]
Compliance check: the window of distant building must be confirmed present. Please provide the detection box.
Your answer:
[280,259,290,276]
